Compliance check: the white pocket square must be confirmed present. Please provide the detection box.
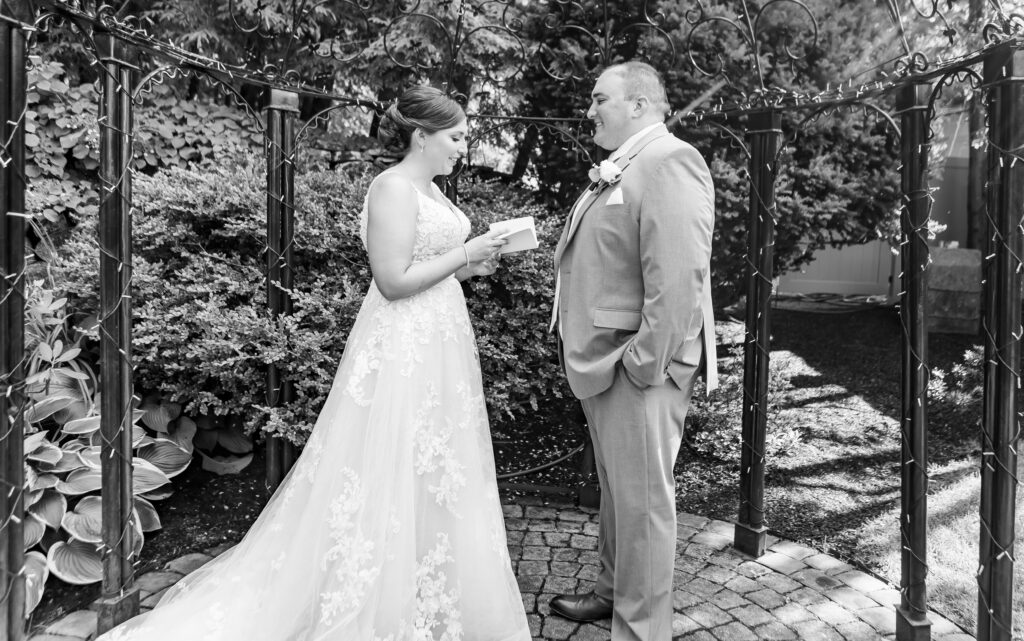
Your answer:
[605,187,624,206]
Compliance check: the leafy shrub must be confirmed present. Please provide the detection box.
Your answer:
[929,345,984,442]
[703,114,901,304]
[685,344,803,462]
[52,162,568,444]
[457,178,572,429]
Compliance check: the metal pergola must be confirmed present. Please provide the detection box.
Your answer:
[0,1,1021,640]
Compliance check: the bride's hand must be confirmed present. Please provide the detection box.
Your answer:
[467,254,501,277]
[463,229,507,264]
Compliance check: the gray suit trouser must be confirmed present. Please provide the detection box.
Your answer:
[580,362,697,641]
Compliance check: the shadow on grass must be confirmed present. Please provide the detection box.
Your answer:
[677,304,985,559]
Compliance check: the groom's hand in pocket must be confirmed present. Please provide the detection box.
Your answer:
[620,361,650,389]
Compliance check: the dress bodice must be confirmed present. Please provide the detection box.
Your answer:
[360,175,472,264]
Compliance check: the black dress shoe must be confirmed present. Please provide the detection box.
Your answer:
[548,592,613,622]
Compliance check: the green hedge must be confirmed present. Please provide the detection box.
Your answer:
[52,162,570,443]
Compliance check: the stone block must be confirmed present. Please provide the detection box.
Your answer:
[570,534,598,550]
[730,604,773,628]
[755,572,802,594]
[827,586,882,611]
[682,602,732,628]
[544,532,571,547]
[859,606,898,634]
[834,570,890,594]
[558,510,590,522]
[671,614,702,635]
[745,588,787,610]
[524,506,559,520]
[45,611,97,639]
[804,553,853,574]
[768,540,818,560]
[518,560,549,576]
[504,517,528,531]
[755,551,807,575]
[786,586,829,606]
[575,623,611,641]
[836,619,885,640]
[678,513,709,529]
[927,247,981,334]
[791,619,845,641]
[808,600,858,626]
[527,614,542,638]
[165,552,213,577]
[522,593,537,613]
[711,621,758,641]
[711,588,748,610]
[204,541,235,556]
[673,589,704,610]
[523,532,546,546]
[542,576,578,594]
[790,568,843,591]
[692,531,732,551]
[771,602,815,625]
[752,621,798,640]
[550,561,580,577]
[682,576,724,597]
[723,575,761,594]
[517,574,544,592]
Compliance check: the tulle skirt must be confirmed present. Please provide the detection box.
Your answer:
[97,278,530,641]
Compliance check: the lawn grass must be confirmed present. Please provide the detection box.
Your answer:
[857,456,1024,636]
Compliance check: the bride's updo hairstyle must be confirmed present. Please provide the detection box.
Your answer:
[377,86,464,154]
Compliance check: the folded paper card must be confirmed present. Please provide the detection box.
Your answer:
[489,216,539,255]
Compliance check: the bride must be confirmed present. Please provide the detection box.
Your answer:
[97,85,531,641]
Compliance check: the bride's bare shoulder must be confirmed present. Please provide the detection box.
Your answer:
[368,171,416,201]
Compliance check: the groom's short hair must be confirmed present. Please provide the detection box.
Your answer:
[603,61,670,119]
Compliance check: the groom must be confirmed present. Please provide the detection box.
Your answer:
[549,61,718,641]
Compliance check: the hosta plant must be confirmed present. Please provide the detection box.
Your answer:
[20,280,194,612]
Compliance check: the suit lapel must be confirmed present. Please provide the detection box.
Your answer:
[554,186,595,267]
[558,127,672,258]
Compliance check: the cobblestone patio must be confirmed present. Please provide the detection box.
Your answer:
[28,499,975,641]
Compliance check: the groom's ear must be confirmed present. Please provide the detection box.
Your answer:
[632,95,650,118]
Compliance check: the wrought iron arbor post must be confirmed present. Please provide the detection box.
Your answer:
[0,2,30,639]
[264,89,299,492]
[977,43,1023,641]
[94,33,140,634]
[895,82,932,641]
[735,110,781,558]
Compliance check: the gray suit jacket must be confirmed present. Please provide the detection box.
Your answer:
[554,124,718,400]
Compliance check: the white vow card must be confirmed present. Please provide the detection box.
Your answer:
[605,187,624,205]
[489,216,539,255]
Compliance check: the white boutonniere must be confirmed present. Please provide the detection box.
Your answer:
[587,160,623,190]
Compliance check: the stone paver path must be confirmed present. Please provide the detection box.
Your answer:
[29,500,974,641]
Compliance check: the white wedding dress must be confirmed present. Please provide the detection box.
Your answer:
[97,176,531,641]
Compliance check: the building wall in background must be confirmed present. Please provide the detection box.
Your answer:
[777,108,969,297]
